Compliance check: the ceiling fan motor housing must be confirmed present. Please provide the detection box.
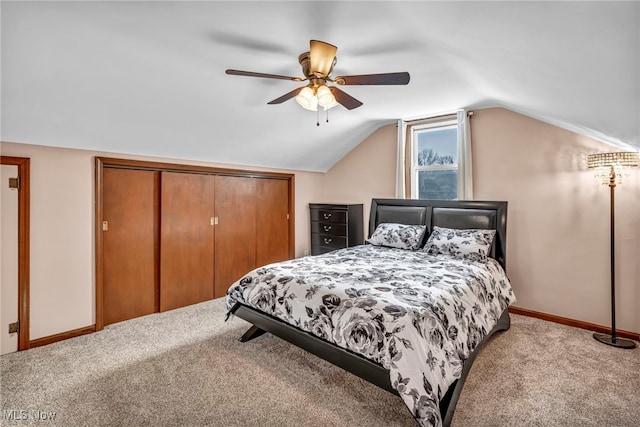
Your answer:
[298,51,336,80]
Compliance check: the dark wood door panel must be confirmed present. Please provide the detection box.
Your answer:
[256,178,290,266]
[214,175,256,297]
[160,172,216,311]
[103,168,159,326]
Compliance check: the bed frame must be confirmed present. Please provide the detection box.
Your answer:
[229,199,510,426]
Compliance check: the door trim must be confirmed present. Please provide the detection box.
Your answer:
[95,158,105,331]
[0,156,30,350]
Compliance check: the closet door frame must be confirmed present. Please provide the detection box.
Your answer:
[95,157,294,331]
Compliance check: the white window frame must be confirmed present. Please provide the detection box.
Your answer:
[398,110,473,200]
[410,117,462,200]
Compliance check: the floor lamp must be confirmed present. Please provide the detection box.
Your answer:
[587,151,639,349]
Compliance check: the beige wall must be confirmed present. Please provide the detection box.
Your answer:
[471,108,639,334]
[1,145,95,341]
[324,107,639,334]
[322,124,398,232]
[0,141,323,339]
[2,106,638,340]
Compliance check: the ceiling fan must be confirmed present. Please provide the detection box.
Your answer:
[225,40,410,115]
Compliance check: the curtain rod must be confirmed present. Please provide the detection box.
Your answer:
[402,110,473,124]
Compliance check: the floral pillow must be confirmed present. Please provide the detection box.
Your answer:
[366,223,426,250]
[423,226,496,262]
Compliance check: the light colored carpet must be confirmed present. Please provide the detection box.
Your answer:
[453,314,639,426]
[1,297,638,426]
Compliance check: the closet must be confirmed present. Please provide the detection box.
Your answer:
[96,158,294,329]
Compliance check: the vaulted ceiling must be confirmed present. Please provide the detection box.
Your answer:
[2,1,638,172]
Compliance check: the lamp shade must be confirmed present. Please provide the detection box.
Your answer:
[587,152,639,169]
[295,87,316,110]
[317,85,335,107]
[588,151,639,185]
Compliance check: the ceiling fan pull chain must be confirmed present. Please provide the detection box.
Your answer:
[326,108,329,123]
[316,108,320,126]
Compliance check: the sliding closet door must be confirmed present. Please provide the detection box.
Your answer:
[256,178,290,266]
[103,168,160,326]
[214,175,256,297]
[160,172,216,311]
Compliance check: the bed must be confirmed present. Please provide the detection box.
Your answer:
[226,199,515,427]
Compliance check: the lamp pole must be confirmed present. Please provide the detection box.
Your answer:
[608,168,617,342]
[592,165,636,349]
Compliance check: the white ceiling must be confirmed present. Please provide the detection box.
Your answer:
[2,1,638,172]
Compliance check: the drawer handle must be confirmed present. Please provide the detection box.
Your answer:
[323,212,332,219]
[323,225,332,232]
[323,238,332,245]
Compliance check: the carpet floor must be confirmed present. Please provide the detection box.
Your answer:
[1,297,638,426]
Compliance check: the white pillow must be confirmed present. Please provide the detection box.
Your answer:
[423,226,495,262]
[366,223,426,250]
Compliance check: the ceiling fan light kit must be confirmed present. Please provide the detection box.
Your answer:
[226,40,410,124]
[295,85,338,111]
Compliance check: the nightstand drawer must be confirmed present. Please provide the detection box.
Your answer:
[311,222,347,236]
[311,233,347,249]
[310,209,347,224]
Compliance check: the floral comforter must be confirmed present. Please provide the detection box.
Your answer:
[226,245,515,427]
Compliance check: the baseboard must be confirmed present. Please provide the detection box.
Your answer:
[25,309,639,348]
[29,325,97,348]
[508,306,640,342]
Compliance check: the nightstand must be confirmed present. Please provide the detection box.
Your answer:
[309,203,363,255]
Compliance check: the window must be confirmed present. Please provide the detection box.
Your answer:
[411,119,458,200]
[397,110,472,200]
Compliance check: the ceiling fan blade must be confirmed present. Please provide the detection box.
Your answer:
[226,69,304,82]
[329,87,363,110]
[267,87,304,105]
[333,72,410,85]
[309,40,337,77]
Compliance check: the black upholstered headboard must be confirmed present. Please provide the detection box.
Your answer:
[368,199,508,270]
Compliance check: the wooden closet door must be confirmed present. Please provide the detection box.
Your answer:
[103,168,160,326]
[160,172,216,311]
[256,178,290,266]
[214,175,256,297]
